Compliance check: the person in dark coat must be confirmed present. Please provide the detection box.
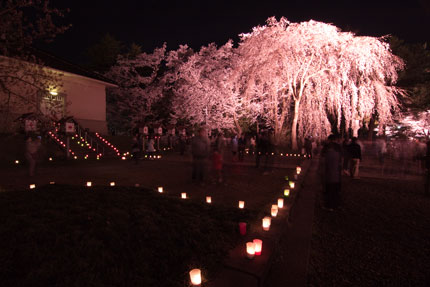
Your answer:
[321,134,342,210]
[348,137,362,179]
[191,128,210,184]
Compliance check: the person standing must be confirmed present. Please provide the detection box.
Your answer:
[305,136,313,159]
[25,135,41,177]
[131,136,140,164]
[238,134,246,162]
[342,138,351,176]
[321,134,342,210]
[348,137,362,179]
[191,128,210,184]
[231,134,238,161]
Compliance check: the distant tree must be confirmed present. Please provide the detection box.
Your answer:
[0,0,69,130]
[85,33,122,73]
[105,44,191,133]
[389,36,430,110]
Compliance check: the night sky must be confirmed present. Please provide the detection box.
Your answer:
[43,0,430,63]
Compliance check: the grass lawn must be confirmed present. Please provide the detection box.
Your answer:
[0,184,259,287]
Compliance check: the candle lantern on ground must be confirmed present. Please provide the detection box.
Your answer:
[86,182,92,187]
[50,181,55,185]
[284,189,290,197]
[253,239,263,255]
[206,196,211,203]
[189,269,202,286]
[289,181,295,189]
[271,205,278,217]
[246,242,255,259]
[157,186,163,193]
[262,216,271,231]
[296,166,301,174]
[110,182,116,187]
[29,184,36,189]
[278,198,284,208]
[238,200,245,209]
[181,192,187,199]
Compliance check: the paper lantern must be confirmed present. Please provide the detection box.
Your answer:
[29,184,36,189]
[238,201,245,209]
[253,239,263,255]
[189,269,202,286]
[277,198,284,208]
[246,242,255,259]
[271,205,278,217]
[284,189,290,197]
[206,196,211,203]
[181,192,187,199]
[289,181,295,189]
[262,216,271,231]
[296,166,301,174]
[158,186,163,193]
[121,156,126,160]
[110,182,116,186]
[86,182,92,187]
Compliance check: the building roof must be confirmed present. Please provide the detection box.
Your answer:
[30,48,117,86]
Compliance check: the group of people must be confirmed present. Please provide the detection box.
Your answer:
[131,135,157,164]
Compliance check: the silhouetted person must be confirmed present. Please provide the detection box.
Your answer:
[191,128,210,184]
[25,135,41,177]
[131,136,140,164]
[305,136,313,159]
[342,138,351,175]
[321,134,342,210]
[348,137,362,179]
[238,134,246,162]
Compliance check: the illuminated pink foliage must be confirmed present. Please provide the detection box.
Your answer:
[108,17,404,147]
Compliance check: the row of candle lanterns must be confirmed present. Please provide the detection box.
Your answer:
[245,150,311,158]
[48,131,76,156]
[29,165,302,286]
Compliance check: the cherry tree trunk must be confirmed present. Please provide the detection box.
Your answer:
[291,99,300,151]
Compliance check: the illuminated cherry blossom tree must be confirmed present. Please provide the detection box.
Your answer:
[170,41,248,132]
[237,17,404,149]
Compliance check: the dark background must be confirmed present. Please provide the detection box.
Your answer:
[42,0,430,63]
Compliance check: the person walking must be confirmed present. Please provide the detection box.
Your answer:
[321,134,342,210]
[348,137,362,179]
[191,128,210,184]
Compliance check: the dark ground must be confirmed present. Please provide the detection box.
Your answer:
[307,176,430,286]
